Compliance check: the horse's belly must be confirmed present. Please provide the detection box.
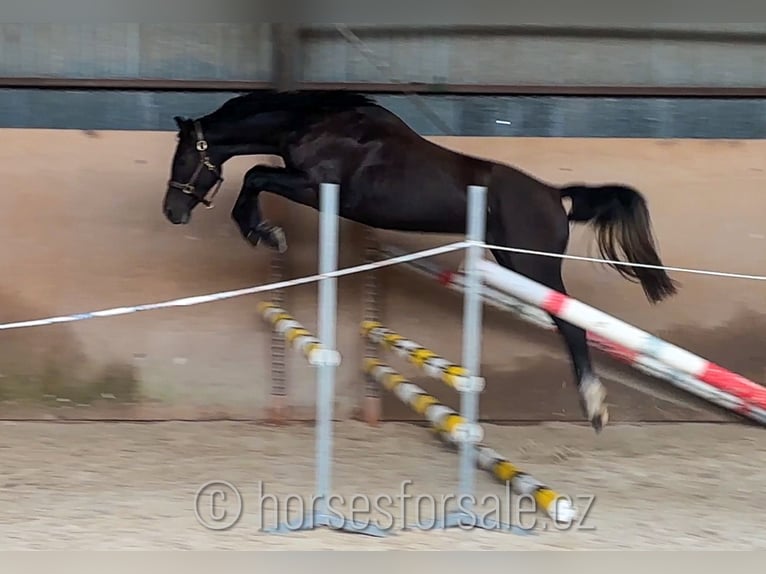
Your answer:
[349,177,468,233]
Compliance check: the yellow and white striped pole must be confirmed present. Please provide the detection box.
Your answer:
[259,302,323,364]
[361,321,484,393]
[363,357,576,525]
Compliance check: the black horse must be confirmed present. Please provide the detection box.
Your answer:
[162,89,678,432]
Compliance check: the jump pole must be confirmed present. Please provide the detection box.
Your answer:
[379,243,766,426]
[363,357,576,525]
[363,186,530,532]
[457,184,486,526]
[477,259,766,424]
[261,182,387,537]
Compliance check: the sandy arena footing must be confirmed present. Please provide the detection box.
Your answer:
[0,420,764,550]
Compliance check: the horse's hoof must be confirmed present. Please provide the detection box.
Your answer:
[580,376,608,433]
[245,229,261,247]
[248,223,287,253]
[590,407,609,433]
[263,226,287,253]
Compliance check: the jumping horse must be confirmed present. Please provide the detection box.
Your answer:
[162,90,678,432]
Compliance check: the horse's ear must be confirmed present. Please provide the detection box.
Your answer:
[173,115,187,129]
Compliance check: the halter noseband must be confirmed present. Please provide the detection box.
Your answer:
[168,120,223,209]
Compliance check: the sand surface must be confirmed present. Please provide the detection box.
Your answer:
[0,420,764,550]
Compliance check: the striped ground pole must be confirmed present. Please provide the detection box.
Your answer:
[377,246,766,424]
[360,321,476,391]
[478,259,766,424]
[258,302,322,363]
[363,358,576,524]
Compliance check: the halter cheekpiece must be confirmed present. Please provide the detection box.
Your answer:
[168,120,223,208]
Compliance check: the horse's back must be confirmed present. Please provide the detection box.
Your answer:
[286,104,488,231]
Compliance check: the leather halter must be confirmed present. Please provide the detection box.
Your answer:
[167,121,223,209]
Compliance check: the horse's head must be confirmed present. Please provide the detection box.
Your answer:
[162,116,224,225]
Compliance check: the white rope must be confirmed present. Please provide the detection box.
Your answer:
[0,241,468,331]
[1,235,764,333]
[483,242,766,282]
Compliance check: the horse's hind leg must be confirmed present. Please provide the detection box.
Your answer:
[489,244,608,431]
[486,207,609,432]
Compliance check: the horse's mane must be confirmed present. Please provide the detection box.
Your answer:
[202,89,379,123]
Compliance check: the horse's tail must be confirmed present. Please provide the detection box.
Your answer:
[560,184,678,303]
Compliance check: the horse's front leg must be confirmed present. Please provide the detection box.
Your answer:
[231,165,314,253]
[230,166,291,252]
[232,194,287,254]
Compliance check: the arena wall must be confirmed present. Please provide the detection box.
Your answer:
[0,129,763,422]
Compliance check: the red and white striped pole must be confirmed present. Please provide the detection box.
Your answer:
[477,259,766,423]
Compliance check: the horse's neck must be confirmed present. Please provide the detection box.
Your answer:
[220,143,276,159]
[205,114,283,159]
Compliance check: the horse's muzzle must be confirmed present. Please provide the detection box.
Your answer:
[163,192,192,225]
[164,206,191,225]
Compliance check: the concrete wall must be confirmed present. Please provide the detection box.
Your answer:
[0,24,273,80]
[4,24,766,89]
[301,25,766,88]
[0,129,764,421]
